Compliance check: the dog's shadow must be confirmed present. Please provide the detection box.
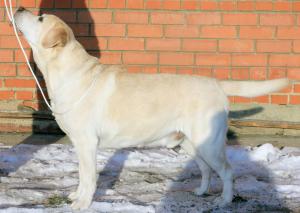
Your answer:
[93,107,291,212]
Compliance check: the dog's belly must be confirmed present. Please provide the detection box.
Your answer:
[97,124,182,149]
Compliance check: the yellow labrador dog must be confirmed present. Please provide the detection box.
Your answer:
[14,7,289,210]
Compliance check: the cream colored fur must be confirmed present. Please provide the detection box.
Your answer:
[14,8,289,210]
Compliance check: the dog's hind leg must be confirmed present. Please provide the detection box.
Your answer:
[180,139,212,196]
[187,111,233,207]
[68,133,98,210]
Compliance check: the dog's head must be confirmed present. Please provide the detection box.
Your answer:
[14,7,73,50]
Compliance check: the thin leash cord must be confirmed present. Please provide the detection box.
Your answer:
[4,1,100,115]
[4,0,53,110]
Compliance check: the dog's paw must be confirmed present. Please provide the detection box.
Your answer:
[193,187,209,197]
[71,197,92,210]
[68,191,79,201]
[213,196,231,207]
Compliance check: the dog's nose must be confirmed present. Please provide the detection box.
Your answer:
[16,6,26,12]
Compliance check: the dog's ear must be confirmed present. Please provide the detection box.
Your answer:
[42,27,68,48]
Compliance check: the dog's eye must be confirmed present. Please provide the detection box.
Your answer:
[38,16,44,22]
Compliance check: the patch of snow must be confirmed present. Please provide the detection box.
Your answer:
[0,141,300,212]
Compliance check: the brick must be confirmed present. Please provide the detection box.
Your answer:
[269,68,286,79]
[146,39,180,51]
[1,35,30,49]
[200,1,218,10]
[196,54,231,66]
[194,68,212,77]
[271,95,288,105]
[232,54,268,66]
[69,24,89,36]
[0,91,14,100]
[260,14,295,26]
[0,50,13,62]
[160,66,177,74]
[0,36,18,48]
[108,38,144,51]
[231,68,249,80]
[270,55,300,67]
[294,84,300,93]
[17,63,35,77]
[293,2,300,11]
[15,49,34,63]
[0,64,16,76]
[213,68,230,80]
[274,2,291,11]
[127,0,144,9]
[252,95,269,104]
[108,0,125,8]
[219,40,254,53]
[51,11,76,23]
[160,53,194,66]
[127,66,143,73]
[16,91,33,100]
[151,12,185,25]
[54,0,71,8]
[165,25,199,38]
[162,0,181,10]
[145,0,161,9]
[19,0,35,7]
[89,0,107,8]
[5,79,37,88]
[223,13,257,25]
[143,66,158,74]
[250,68,267,80]
[219,1,236,10]
[181,0,198,10]
[238,1,255,11]
[290,95,300,105]
[0,23,14,35]
[277,27,300,39]
[78,37,107,51]
[288,68,300,80]
[228,96,234,103]
[257,40,292,53]
[36,0,54,8]
[182,39,217,52]
[201,26,236,38]
[123,52,157,65]
[114,11,148,24]
[99,52,122,65]
[72,0,89,8]
[293,41,300,53]
[240,26,274,39]
[93,24,125,37]
[78,11,112,23]
[234,97,252,103]
[177,67,194,75]
[256,1,273,11]
[187,13,221,25]
[128,25,162,37]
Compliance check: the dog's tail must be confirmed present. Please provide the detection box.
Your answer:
[219,78,289,98]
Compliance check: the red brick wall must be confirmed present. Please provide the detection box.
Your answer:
[0,0,300,111]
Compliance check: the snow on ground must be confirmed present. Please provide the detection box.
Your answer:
[0,141,300,212]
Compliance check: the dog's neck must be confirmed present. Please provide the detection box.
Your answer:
[33,40,102,112]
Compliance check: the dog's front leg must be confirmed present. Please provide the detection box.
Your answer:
[69,134,98,210]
